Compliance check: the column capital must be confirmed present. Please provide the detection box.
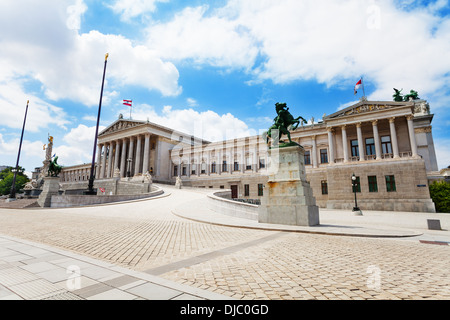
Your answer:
[371,119,378,126]
[311,135,316,141]
[356,122,362,128]
[406,114,414,121]
[341,124,347,130]
[326,127,334,133]
[389,117,396,123]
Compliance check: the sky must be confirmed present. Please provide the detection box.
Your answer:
[0,0,449,179]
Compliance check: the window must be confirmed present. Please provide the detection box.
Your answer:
[201,162,206,174]
[234,161,239,171]
[365,138,376,156]
[246,156,252,170]
[258,184,264,196]
[211,162,216,173]
[222,161,227,172]
[244,184,250,196]
[321,180,328,195]
[351,140,359,157]
[259,158,265,169]
[173,165,178,177]
[191,164,196,175]
[304,151,311,165]
[368,176,378,192]
[381,136,392,155]
[385,175,396,192]
[352,176,361,193]
[182,166,187,176]
[320,149,328,164]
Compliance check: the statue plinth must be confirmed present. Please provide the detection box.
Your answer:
[37,176,61,207]
[259,145,319,226]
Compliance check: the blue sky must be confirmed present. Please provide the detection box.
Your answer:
[0,0,449,178]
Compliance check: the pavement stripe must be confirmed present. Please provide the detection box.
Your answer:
[145,232,285,276]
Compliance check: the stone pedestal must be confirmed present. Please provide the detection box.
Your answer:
[259,145,319,226]
[37,177,61,207]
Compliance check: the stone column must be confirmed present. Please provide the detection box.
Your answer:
[241,146,245,173]
[107,142,113,178]
[406,115,418,157]
[114,140,120,174]
[356,122,365,161]
[100,143,107,178]
[128,137,134,176]
[253,144,258,172]
[142,134,150,173]
[120,139,127,178]
[327,128,335,164]
[311,135,318,168]
[229,151,233,174]
[389,117,400,158]
[372,120,382,160]
[206,150,210,175]
[96,144,103,179]
[134,135,142,175]
[218,149,222,175]
[197,153,201,177]
[341,125,349,162]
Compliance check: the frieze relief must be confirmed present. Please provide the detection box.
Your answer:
[343,104,392,116]
[100,120,144,136]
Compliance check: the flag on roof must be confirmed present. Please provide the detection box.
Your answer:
[123,99,132,106]
[354,79,362,95]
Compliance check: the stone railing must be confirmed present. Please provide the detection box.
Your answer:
[207,191,259,221]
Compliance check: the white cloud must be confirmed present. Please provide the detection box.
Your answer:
[121,104,254,142]
[66,0,87,30]
[0,82,70,133]
[145,0,450,104]
[54,124,106,166]
[434,138,450,170]
[108,0,168,21]
[0,1,181,108]
[146,5,259,70]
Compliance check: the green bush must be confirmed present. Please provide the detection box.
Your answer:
[0,167,30,196]
[429,180,450,213]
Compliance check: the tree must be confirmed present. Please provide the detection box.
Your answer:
[429,180,450,213]
[0,167,30,196]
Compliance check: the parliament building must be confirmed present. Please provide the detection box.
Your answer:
[60,98,442,213]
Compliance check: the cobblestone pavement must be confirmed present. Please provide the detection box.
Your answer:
[0,187,449,300]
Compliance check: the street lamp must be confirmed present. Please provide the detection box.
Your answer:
[126,158,132,178]
[351,173,363,215]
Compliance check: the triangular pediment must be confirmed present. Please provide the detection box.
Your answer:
[324,100,413,120]
[98,119,146,137]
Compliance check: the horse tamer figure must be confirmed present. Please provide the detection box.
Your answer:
[48,156,62,177]
[264,102,306,147]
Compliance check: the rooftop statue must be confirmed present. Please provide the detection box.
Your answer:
[264,102,306,148]
[393,88,420,102]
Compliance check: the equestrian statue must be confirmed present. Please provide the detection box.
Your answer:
[263,102,306,148]
[48,156,63,177]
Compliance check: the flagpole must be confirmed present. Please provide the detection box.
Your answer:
[8,100,29,201]
[361,76,366,98]
[86,53,108,195]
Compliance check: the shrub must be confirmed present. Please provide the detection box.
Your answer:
[429,180,450,213]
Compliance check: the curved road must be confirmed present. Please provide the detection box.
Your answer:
[0,186,449,300]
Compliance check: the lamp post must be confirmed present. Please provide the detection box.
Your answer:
[86,53,108,195]
[351,173,362,215]
[8,100,29,202]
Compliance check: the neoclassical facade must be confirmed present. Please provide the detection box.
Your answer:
[60,99,440,212]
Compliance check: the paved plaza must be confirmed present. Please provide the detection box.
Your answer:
[0,185,449,300]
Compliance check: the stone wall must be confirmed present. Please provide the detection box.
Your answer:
[208,191,258,221]
[51,185,164,208]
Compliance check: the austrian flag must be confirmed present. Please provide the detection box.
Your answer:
[354,79,362,95]
[123,99,132,106]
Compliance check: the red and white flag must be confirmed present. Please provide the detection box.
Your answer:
[354,79,362,95]
[99,187,105,193]
[123,99,132,106]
